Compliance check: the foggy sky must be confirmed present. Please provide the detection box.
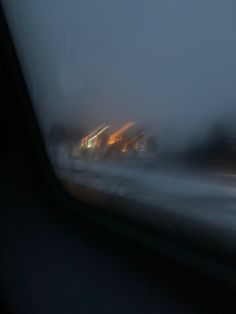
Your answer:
[3,0,236,148]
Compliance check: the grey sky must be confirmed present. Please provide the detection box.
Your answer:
[3,0,236,148]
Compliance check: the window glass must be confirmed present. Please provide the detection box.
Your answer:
[3,0,236,229]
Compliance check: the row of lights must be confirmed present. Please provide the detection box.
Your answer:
[73,122,147,157]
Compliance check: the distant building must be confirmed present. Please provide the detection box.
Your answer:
[72,122,159,161]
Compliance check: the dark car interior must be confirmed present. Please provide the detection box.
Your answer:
[0,5,236,314]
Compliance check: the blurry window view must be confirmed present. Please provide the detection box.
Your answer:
[3,1,236,224]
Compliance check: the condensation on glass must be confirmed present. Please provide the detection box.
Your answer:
[3,0,236,231]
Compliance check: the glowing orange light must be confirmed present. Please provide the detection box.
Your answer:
[87,125,111,148]
[108,122,135,145]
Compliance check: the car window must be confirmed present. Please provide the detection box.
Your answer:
[2,0,236,234]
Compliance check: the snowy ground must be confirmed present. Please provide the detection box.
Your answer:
[49,145,236,230]
[43,144,236,258]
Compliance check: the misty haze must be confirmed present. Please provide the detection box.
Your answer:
[3,0,236,221]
